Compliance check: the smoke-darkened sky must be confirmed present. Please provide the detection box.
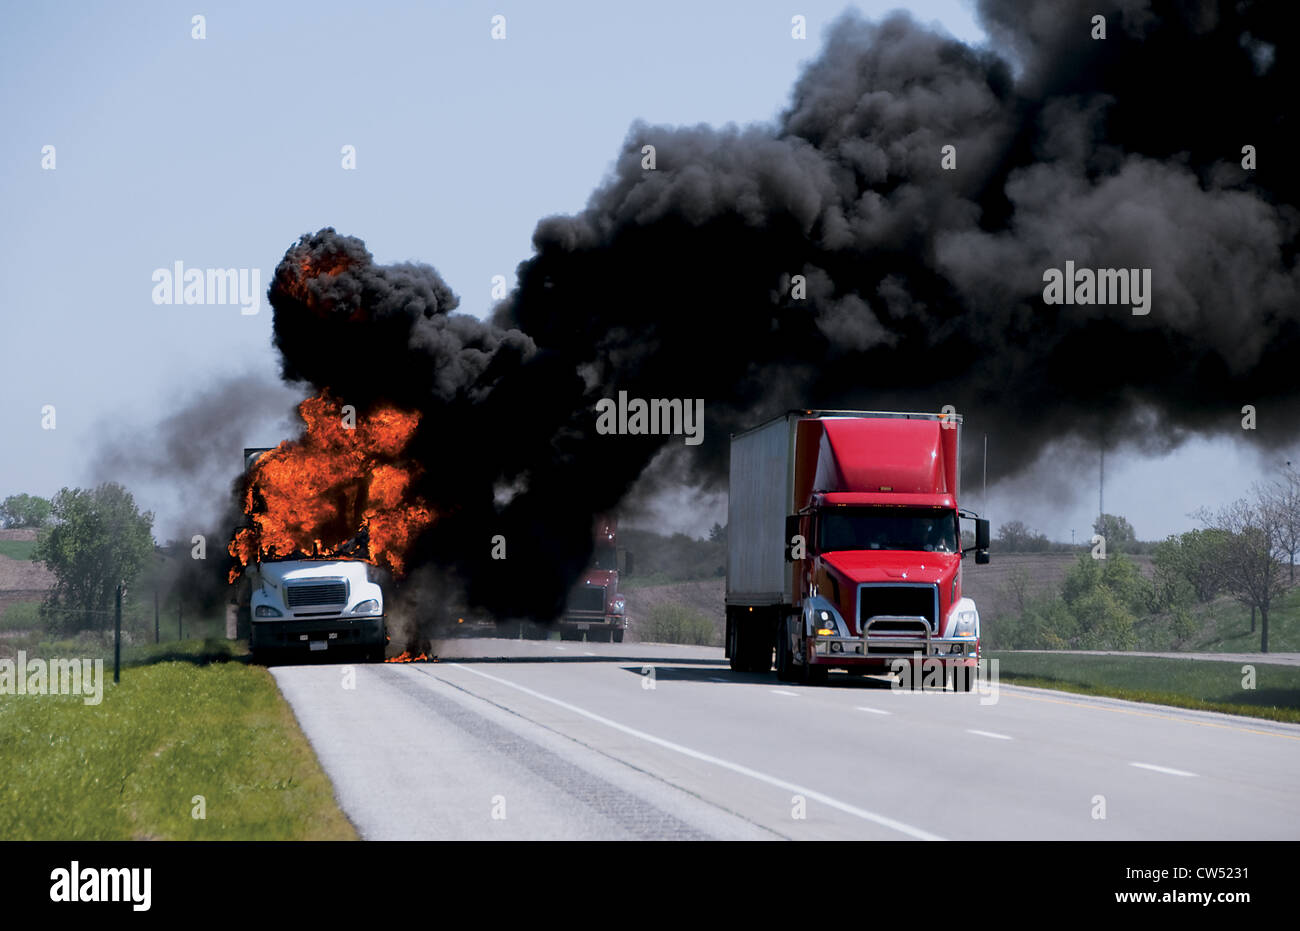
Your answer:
[4,1,1297,554]
[256,0,1297,621]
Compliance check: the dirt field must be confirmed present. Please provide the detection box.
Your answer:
[0,529,53,614]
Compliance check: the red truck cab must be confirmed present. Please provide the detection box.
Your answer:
[725,411,990,685]
[557,516,629,643]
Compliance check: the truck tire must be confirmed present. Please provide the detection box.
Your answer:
[612,630,624,643]
[727,611,747,672]
[729,617,762,672]
[775,618,797,682]
[800,656,828,685]
[743,619,773,673]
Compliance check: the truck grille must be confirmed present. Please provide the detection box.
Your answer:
[856,584,937,632]
[567,585,607,613]
[285,580,347,608]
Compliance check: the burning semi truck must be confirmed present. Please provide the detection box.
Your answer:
[725,410,990,686]
[232,446,390,663]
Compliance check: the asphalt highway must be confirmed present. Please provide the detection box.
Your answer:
[270,639,1300,840]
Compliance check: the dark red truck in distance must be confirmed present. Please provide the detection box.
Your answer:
[725,410,990,686]
[557,515,629,642]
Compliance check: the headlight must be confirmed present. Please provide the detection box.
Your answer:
[353,599,381,616]
[612,598,626,614]
[952,610,978,637]
[254,605,282,618]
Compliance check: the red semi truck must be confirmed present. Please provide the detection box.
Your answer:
[557,515,629,642]
[725,410,990,686]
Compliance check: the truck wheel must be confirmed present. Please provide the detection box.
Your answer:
[775,619,797,682]
[727,613,748,672]
[612,630,624,643]
[800,657,828,685]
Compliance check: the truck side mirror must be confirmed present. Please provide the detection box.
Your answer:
[784,515,800,562]
[976,518,990,563]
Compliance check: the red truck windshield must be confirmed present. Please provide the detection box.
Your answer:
[818,507,958,554]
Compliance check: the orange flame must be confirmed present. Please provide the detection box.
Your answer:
[385,651,434,663]
[228,392,433,581]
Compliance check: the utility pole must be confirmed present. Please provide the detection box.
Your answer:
[114,583,122,685]
[154,589,160,644]
[1099,446,1105,522]
[178,601,183,641]
[983,434,988,515]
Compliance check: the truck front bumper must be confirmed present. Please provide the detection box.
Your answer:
[251,616,385,652]
[808,635,979,667]
[556,613,627,632]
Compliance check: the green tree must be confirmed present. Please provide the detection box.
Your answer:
[996,520,1049,552]
[1196,492,1288,652]
[1092,513,1136,554]
[1151,529,1230,604]
[34,484,154,635]
[1060,551,1145,648]
[0,493,52,528]
[1071,587,1139,650]
[1062,551,1146,613]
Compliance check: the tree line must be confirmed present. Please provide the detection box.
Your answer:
[991,466,1300,653]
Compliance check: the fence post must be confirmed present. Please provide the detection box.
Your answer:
[114,583,122,685]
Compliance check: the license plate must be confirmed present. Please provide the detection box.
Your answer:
[309,641,328,651]
[575,623,589,630]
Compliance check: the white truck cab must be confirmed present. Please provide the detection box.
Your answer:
[247,557,387,662]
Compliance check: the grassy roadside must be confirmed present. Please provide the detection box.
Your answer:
[0,640,356,840]
[987,651,1300,724]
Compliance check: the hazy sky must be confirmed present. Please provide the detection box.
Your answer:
[1,1,1290,543]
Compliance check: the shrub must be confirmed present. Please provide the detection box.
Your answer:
[639,603,718,645]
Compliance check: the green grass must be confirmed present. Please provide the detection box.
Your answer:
[0,600,41,632]
[988,651,1300,724]
[0,639,356,840]
[0,539,37,560]
[1187,587,1300,653]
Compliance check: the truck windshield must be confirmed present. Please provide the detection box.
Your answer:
[818,508,958,554]
[591,544,618,570]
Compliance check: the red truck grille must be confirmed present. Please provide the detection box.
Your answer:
[856,583,938,632]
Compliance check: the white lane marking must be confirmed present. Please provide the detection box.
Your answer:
[583,652,597,656]
[770,689,799,697]
[447,663,944,841]
[966,729,1012,741]
[856,706,891,715]
[1131,762,1197,777]
[708,677,730,682]
[554,646,566,651]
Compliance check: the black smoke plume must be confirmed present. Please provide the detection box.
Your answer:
[267,0,1298,627]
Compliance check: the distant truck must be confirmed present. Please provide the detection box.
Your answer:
[725,411,990,686]
[556,515,630,643]
[236,447,388,663]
